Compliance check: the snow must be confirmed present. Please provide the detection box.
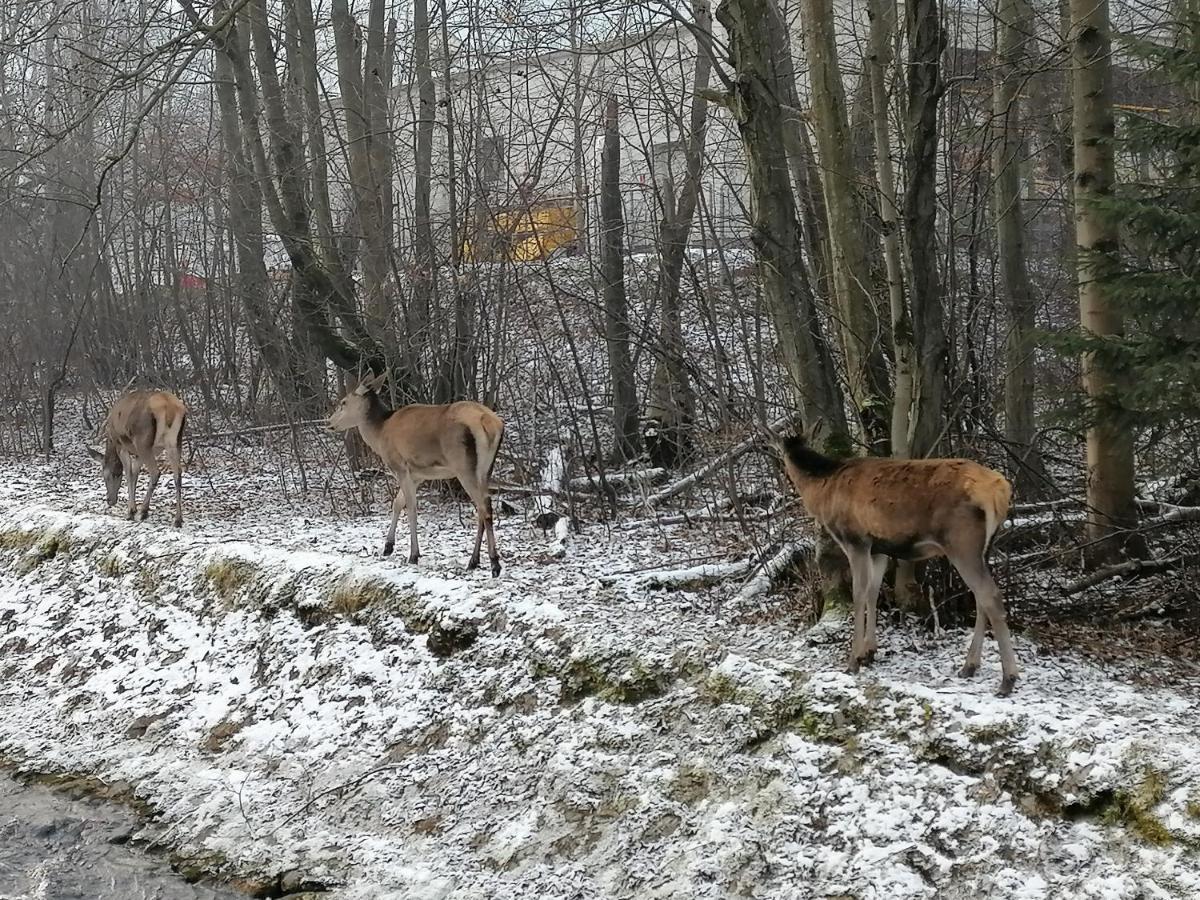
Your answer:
[1,447,1200,899]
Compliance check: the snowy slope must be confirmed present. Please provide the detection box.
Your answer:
[0,452,1198,899]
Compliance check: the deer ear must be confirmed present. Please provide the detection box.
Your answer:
[358,370,387,393]
[86,446,104,461]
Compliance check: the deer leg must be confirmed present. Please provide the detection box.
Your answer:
[401,474,420,564]
[139,457,161,521]
[959,599,988,679]
[844,544,873,674]
[125,455,141,520]
[167,443,183,528]
[458,476,494,575]
[861,554,888,666]
[383,486,407,557]
[467,516,485,571]
[950,552,1019,696]
[484,497,500,577]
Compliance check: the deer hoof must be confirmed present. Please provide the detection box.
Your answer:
[996,675,1018,698]
[127,508,137,520]
[845,657,861,675]
[958,662,979,679]
[139,509,150,521]
[382,541,394,557]
[173,517,182,528]
[861,648,877,667]
[408,552,420,565]
[490,558,501,578]
[467,557,480,571]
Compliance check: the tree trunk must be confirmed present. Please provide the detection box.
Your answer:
[600,96,641,463]
[717,0,855,627]
[569,0,589,256]
[1070,0,1145,561]
[903,0,948,460]
[716,0,849,447]
[212,6,302,409]
[192,0,387,377]
[802,0,891,452]
[411,0,436,393]
[994,0,1051,499]
[866,0,912,460]
[645,0,711,469]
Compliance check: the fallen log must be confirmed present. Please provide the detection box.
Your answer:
[600,557,756,590]
[735,540,815,601]
[567,467,665,493]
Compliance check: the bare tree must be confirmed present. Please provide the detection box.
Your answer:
[600,95,641,462]
[644,0,712,469]
[866,0,913,460]
[801,0,891,452]
[714,0,850,450]
[993,0,1051,498]
[903,0,949,460]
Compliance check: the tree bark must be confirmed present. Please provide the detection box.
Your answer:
[994,0,1051,499]
[600,96,641,462]
[1070,0,1145,561]
[903,0,948,460]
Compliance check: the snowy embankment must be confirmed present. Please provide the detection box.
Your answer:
[1,459,1199,899]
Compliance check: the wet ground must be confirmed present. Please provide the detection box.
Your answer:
[0,776,240,900]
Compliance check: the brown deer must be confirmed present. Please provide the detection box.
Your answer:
[88,390,188,527]
[328,372,505,576]
[780,434,1019,696]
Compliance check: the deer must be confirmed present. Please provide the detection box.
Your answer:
[327,371,506,577]
[779,434,1019,696]
[87,390,188,528]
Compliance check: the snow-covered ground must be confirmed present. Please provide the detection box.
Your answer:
[1,447,1199,899]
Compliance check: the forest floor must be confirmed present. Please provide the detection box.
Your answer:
[1,438,1199,899]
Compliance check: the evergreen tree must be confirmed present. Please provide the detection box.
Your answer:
[1073,16,1200,433]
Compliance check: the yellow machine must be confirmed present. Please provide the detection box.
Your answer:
[463,201,579,262]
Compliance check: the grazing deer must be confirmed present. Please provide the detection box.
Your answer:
[328,371,505,576]
[780,434,1019,696]
[88,390,188,527]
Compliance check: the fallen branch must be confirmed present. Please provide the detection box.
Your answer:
[600,557,755,589]
[619,509,781,529]
[735,540,814,601]
[645,414,794,508]
[567,467,665,493]
[1064,555,1183,595]
[1001,510,1087,532]
[1009,498,1081,515]
[192,419,328,445]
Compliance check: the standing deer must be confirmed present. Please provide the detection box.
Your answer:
[779,434,1019,696]
[328,372,505,576]
[88,390,188,527]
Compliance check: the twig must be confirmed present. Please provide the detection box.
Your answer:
[645,414,793,508]
[1064,555,1183,595]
